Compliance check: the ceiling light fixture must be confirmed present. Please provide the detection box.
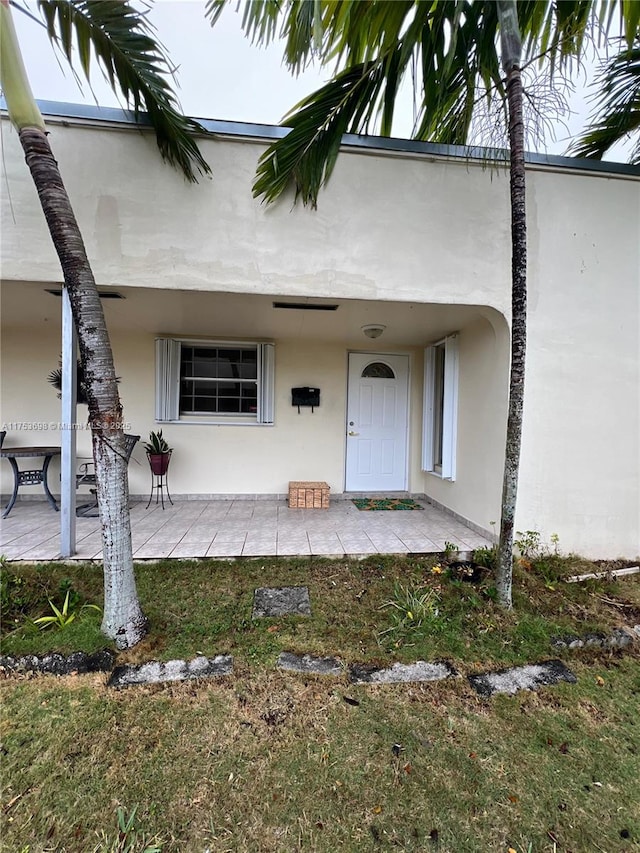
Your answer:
[361,324,386,339]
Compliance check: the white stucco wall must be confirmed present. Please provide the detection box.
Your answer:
[0,116,513,312]
[518,171,640,557]
[1,112,638,557]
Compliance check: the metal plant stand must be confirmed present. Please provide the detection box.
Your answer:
[146,452,173,509]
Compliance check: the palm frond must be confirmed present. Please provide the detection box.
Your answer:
[622,0,640,47]
[328,0,416,68]
[280,0,323,74]
[37,0,210,182]
[415,1,502,143]
[570,41,640,163]
[206,0,281,46]
[207,0,326,75]
[252,2,503,205]
[245,0,640,206]
[253,62,390,206]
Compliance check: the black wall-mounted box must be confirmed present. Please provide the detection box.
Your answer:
[292,387,320,412]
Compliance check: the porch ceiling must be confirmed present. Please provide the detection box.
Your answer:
[1,281,499,346]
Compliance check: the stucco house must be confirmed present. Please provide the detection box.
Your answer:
[1,101,638,558]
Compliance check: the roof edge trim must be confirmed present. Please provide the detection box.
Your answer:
[1,98,638,178]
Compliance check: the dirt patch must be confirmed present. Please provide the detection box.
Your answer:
[593,559,640,572]
[598,596,640,626]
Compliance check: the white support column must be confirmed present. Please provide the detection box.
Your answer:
[60,287,77,556]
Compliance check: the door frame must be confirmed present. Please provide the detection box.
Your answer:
[344,351,411,492]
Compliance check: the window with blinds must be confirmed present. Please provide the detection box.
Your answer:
[155,339,275,424]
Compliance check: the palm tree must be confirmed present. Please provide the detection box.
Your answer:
[493,0,526,608]
[1,0,210,647]
[207,0,637,608]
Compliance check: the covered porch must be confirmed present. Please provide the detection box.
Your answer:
[0,497,492,561]
[0,280,509,555]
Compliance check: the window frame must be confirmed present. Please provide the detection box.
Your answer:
[422,333,459,480]
[155,338,275,425]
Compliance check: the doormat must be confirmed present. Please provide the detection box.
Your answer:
[352,498,424,511]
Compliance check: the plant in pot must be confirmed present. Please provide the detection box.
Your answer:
[144,430,172,476]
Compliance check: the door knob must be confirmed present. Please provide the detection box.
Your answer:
[348,431,359,436]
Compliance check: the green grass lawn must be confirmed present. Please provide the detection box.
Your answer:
[1,554,639,851]
[3,554,640,668]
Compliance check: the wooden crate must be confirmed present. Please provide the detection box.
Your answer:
[288,481,330,509]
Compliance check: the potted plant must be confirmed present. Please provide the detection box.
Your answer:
[144,430,172,476]
[48,358,119,405]
[48,359,89,404]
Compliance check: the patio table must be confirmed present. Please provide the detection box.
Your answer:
[1,446,61,518]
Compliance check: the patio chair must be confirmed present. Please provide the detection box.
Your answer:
[76,433,140,517]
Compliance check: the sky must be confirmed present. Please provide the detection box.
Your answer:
[14,1,331,125]
[10,0,626,160]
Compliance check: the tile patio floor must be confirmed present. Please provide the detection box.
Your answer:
[0,498,492,561]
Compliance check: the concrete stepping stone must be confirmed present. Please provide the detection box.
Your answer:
[468,659,576,697]
[252,586,311,618]
[107,654,232,688]
[551,627,635,650]
[349,660,457,684]
[0,650,115,675]
[277,652,343,675]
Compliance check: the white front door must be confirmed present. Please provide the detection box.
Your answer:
[345,353,409,491]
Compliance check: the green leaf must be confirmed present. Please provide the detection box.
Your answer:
[49,598,64,621]
[33,615,57,628]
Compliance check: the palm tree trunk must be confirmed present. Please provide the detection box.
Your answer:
[1,0,146,647]
[496,0,527,609]
[18,126,147,648]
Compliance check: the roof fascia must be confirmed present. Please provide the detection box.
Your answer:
[1,98,638,179]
